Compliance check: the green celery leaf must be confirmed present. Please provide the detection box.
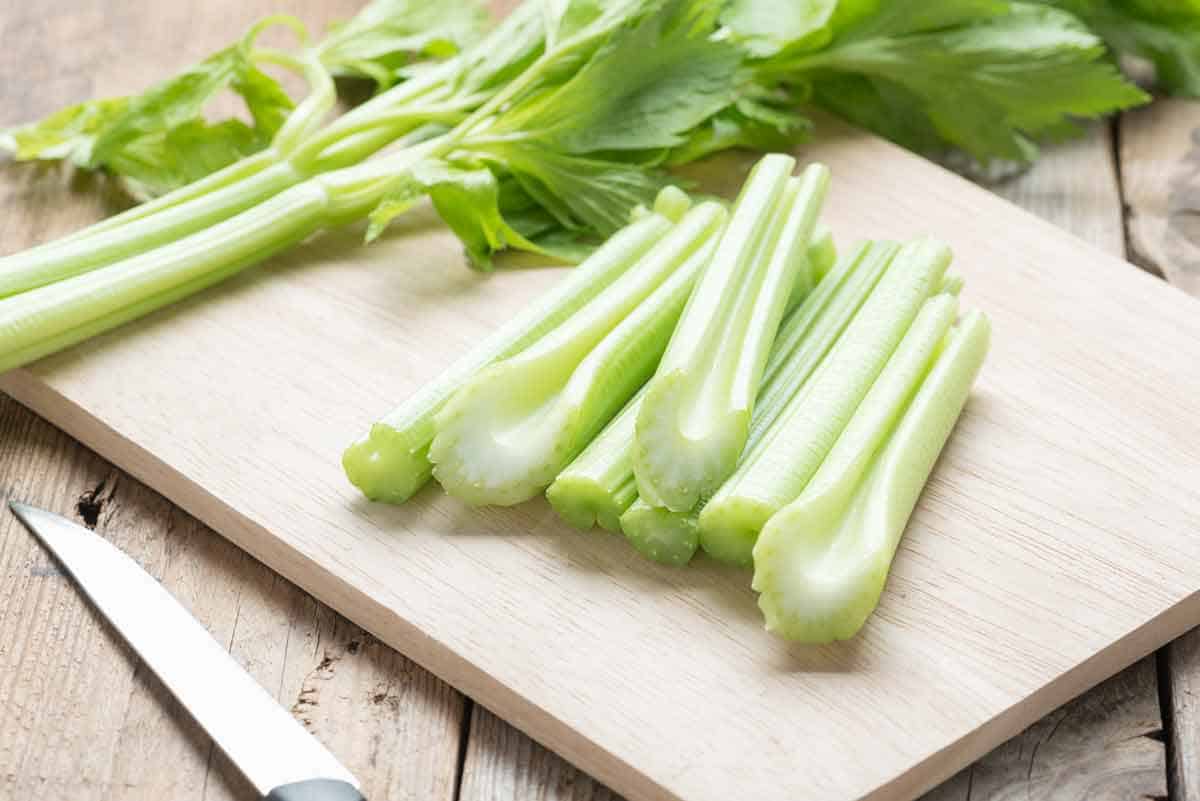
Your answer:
[490,0,744,153]
[781,1,1149,162]
[0,97,130,164]
[666,87,813,165]
[1043,0,1200,96]
[491,143,669,235]
[826,0,1007,39]
[0,41,295,197]
[720,0,838,58]
[316,0,488,89]
[367,160,579,270]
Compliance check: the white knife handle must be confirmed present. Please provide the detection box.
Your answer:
[266,779,365,801]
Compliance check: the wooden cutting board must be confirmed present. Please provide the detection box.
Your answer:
[4,15,1200,801]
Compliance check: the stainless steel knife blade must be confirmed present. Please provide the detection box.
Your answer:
[10,501,364,801]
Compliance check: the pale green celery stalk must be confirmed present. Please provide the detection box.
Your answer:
[0,139,445,374]
[430,202,727,507]
[635,156,830,512]
[548,234,856,547]
[753,309,991,642]
[698,237,952,566]
[343,204,680,505]
[940,272,964,296]
[807,224,836,281]
[0,17,502,298]
[546,385,645,532]
[618,241,898,566]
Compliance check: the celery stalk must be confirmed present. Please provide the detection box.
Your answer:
[430,202,727,507]
[546,233,845,538]
[940,272,965,296]
[616,241,898,565]
[619,498,701,566]
[806,224,837,281]
[342,207,679,505]
[546,385,645,532]
[0,184,329,373]
[635,157,830,512]
[0,161,304,298]
[753,310,991,642]
[698,237,951,566]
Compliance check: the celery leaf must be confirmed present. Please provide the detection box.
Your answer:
[0,43,294,198]
[720,0,838,57]
[1044,0,1200,96]
[776,1,1148,162]
[316,0,488,89]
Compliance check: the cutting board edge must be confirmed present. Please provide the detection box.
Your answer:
[5,366,1198,801]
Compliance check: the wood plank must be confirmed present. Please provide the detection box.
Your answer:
[922,658,1166,801]
[1119,98,1200,801]
[7,5,1200,801]
[459,706,620,801]
[0,393,466,800]
[1118,98,1200,292]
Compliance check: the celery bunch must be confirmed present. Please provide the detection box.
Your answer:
[0,0,1147,378]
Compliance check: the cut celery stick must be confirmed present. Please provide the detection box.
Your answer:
[940,272,964,296]
[635,157,830,512]
[620,498,700,567]
[342,208,677,504]
[546,385,645,532]
[623,242,897,568]
[698,237,951,566]
[806,223,837,282]
[430,202,727,506]
[546,234,851,539]
[753,310,991,642]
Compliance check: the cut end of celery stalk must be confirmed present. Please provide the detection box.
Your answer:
[634,369,752,511]
[808,224,837,280]
[620,501,699,567]
[342,423,432,504]
[752,310,992,643]
[546,475,632,533]
[696,496,775,568]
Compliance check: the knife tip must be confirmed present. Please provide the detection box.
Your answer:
[8,500,37,525]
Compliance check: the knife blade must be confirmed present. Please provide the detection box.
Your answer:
[10,501,364,801]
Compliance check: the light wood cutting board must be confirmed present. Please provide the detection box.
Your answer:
[4,11,1200,801]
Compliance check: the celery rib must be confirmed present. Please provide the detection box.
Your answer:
[752,310,991,642]
[342,208,678,505]
[634,156,830,512]
[0,184,329,373]
[546,386,645,532]
[698,238,951,566]
[616,241,896,565]
[430,202,727,507]
[547,234,849,551]
[619,498,700,567]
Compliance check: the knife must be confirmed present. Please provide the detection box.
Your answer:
[9,501,365,801]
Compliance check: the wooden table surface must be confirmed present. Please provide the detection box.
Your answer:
[2,3,1199,800]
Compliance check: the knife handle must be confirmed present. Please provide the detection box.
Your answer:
[266,779,365,801]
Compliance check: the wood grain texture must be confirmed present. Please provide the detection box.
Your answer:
[917,123,1167,801]
[922,658,1166,801]
[1118,98,1200,291]
[459,706,621,801]
[1119,99,1200,801]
